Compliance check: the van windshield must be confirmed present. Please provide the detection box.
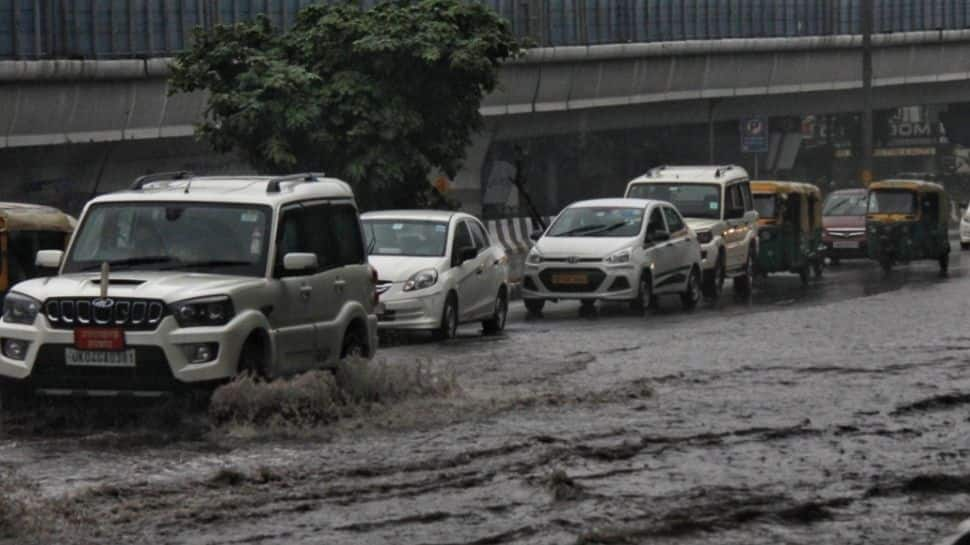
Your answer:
[868,190,917,215]
[626,183,721,219]
[63,203,271,276]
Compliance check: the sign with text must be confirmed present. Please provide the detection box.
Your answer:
[741,116,769,153]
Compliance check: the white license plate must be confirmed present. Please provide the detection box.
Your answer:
[65,348,136,367]
[833,241,859,249]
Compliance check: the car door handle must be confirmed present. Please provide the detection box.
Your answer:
[334,279,347,291]
[299,286,312,300]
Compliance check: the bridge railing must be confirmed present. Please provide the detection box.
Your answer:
[2,0,970,60]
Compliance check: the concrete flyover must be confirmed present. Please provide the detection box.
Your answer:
[3,30,970,208]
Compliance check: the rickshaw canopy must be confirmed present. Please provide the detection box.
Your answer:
[751,181,822,234]
[0,203,76,233]
[868,179,949,227]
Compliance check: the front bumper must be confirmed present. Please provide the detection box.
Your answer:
[0,312,264,392]
[698,241,718,270]
[376,284,447,330]
[823,237,868,259]
[960,223,970,243]
[521,262,641,301]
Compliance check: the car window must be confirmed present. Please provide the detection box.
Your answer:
[740,182,753,212]
[646,208,666,234]
[662,207,686,233]
[451,221,474,255]
[328,204,365,266]
[469,221,490,251]
[727,185,745,216]
[363,220,449,257]
[302,204,340,270]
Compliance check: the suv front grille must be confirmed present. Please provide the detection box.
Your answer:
[44,298,166,331]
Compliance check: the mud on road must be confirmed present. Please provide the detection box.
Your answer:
[3,257,970,544]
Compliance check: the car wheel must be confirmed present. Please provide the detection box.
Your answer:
[702,253,725,300]
[579,300,598,318]
[524,298,545,318]
[733,251,754,296]
[962,242,970,251]
[434,295,459,340]
[482,290,508,334]
[341,328,369,359]
[238,334,267,379]
[632,272,653,315]
[680,266,701,310]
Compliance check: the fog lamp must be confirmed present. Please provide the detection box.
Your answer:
[181,342,219,364]
[2,339,29,361]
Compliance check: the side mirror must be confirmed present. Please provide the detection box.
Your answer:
[283,252,318,272]
[36,250,64,269]
[457,246,478,264]
[529,230,543,242]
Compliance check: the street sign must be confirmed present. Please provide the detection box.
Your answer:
[741,116,769,153]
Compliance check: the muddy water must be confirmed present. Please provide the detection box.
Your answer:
[4,254,970,544]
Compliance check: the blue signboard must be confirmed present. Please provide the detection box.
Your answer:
[741,116,769,153]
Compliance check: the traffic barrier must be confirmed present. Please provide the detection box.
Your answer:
[485,216,551,255]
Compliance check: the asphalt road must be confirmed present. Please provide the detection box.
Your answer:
[3,247,970,544]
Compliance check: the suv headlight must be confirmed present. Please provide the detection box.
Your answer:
[2,292,40,325]
[696,230,713,244]
[604,249,631,264]
[403,269,438,292]
[526,249,544,265]
[170,296,235,327]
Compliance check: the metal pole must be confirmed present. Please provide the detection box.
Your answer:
[708,100,717,163]
[861,0,874,186]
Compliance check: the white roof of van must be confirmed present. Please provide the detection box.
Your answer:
[628,165,749,185]
[91,175,356,207]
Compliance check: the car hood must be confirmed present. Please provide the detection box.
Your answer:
[9,272,266,303]
[684,218,720,232]
[823,215,865,229]
[535,236,637,259]
[368,256,447,283]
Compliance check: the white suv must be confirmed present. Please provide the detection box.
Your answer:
[362,210,510,339]
[522,198,702,316]
[0,172,378,397]
[625,165,759,298]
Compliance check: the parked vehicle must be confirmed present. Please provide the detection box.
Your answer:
[751,181,824,284]
[822,188,868,264]
[866,179,951,274]
[0,172,379,398]
[0,203,76,300]
[361,210,509,339]
[522,198,702,316]
[624,165,758,299]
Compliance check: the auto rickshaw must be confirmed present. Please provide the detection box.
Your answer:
[0,203,76,298]
[866,180,950,274]
[751,181,824,285]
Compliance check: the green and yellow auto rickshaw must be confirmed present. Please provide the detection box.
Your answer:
[751,181,824,285]
[866,180,950,274]
[0,203,76,299]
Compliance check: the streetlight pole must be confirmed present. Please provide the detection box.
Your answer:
[860,0,874,187]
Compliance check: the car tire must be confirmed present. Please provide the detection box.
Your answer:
[632,272,653,315]
[680,266,701,310]
[579,300,598,318]
[434,295,459,341]
[238,334,267,379]
[702,252,725,300]
[734,251,754,296]
[482,290,508,334]
[962,242,970,251]
[524,298,545,318]
[341,327,369,359]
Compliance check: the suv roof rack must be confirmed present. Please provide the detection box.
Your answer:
[645,165,667,177]
[715,165,735,178]
[266,172,326,193]
[131,171,194,190]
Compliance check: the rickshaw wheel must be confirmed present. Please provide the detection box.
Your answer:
[798,266,810,286]
[940,251,950,276]
[812,260,823,278]
[880,256,893,274]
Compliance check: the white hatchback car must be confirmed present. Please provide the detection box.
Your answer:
[522,198,702,316]
[361,211,510,339]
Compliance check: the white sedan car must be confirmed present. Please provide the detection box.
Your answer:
[362,211,509,339]
[522,198,703,316]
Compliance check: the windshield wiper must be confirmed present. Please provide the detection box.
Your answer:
[555,224,607,236]
[581,221,631,236]
[79,256,178,271]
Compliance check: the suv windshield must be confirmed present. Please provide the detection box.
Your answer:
[824,193,868,216]
[547,207,644,237]
[363,220,448,257]
[64,203,271,276]
[627,183,721,219]
[867,191,917,215]
[753,195,776,219]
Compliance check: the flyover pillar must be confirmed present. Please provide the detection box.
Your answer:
[450,131,492,216]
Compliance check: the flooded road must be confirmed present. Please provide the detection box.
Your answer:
[4,250,970,544]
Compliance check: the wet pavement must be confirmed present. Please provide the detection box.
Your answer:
[4,248,970,544]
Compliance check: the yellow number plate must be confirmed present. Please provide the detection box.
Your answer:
[552,273,588,285]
